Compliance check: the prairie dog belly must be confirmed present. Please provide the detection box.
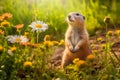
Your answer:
[71,28,80,46]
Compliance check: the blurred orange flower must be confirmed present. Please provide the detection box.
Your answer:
[0,29,4,35]
[0,16,4,21]
[14,24,24,29]
[2,13,12,19]
[0,45,3,51]
[20,42,28,46]
[87,54,95,60]
[76,60,86,66]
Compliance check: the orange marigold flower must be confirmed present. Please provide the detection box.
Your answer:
[0,29,4,35]
[76,60,86,67]
[87,54,95,60]
[0,45,4,51]
[2,13,12,19]
[1,20,10,27]
[23,61,32,67]
[14,24,24,29]
[20,42,28,46]
[0,16,4,21]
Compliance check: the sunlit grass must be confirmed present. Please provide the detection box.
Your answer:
[0,0,120,79]
[0,0,119,37]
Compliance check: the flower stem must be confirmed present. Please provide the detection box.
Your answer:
[37,32,39,43]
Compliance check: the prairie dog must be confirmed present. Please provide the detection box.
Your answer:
[61,12,91,68]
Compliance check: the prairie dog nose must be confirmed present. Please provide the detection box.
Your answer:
[68,15,75,22]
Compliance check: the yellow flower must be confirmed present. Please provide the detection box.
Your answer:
[76,60,86,67]
[44,41,53,47]
[101,44,106,49]
[24,32,29,36]
[10,46,17,52]
[23,61,32,67]
[87,54,94,60]
[97,37,102,42]
[92,50,98,53]
[104,16,111,23]
[0,46,4,51]
[44,35,50,41]
[59,39,64,46]
[107,31,113,36]
[1,21,10,27]
[7,46,17,56]
[73,58,80,64]
[115,30,120,35]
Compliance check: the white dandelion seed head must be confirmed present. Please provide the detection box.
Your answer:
[29,20,48,32]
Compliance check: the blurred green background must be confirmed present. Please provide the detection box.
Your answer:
[0,0,120,39]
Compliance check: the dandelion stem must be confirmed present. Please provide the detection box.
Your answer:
[105,23,109,61]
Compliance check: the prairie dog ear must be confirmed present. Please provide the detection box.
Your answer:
[83,16,85,20]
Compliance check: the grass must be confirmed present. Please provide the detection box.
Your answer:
[0,0,120,80]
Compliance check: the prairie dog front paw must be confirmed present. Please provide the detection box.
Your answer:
[69,45,79,53]
[69,45,74,51]
[74,46,79,52]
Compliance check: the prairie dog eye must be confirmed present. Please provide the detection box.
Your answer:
[76,13,80,16]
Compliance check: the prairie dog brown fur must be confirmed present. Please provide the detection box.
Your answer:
[61,12,91,68]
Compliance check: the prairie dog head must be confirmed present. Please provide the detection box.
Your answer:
[67,12,85,27]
